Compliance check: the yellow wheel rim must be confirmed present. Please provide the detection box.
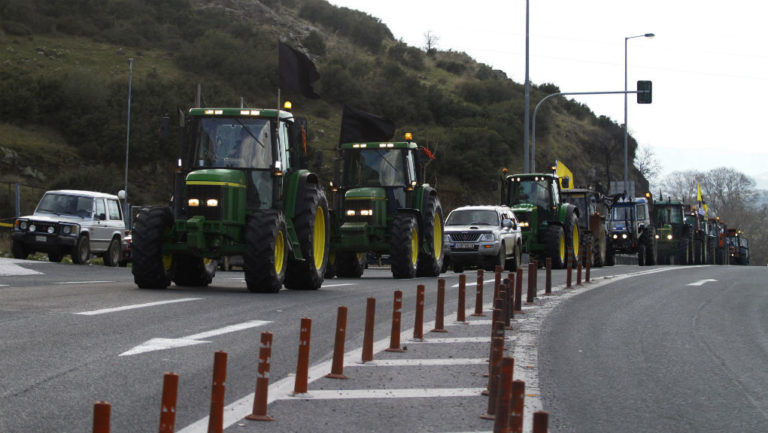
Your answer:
[275,229,285,274]
[410,226,419,266]
[433,214,442,259]
[572,225,580,259]
[313,207,326,270]
[558,232,566,263]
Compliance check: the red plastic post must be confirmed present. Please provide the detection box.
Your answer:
[386,291,405,352]
[526,262,536,304]
[509,380,525,433]
[293,318,312,394]
[502,280,511,329]
[327,306,349,379]
[208,351,228,433]
[414,285,425,340]
[514,268,523,313]
[481,334,505,418]
[577,260,582,285]
[472,269,485,316]
[457,274,467,323]
[545,257,552,295]
[431,279,448,333]
[566,247,573,289]
[586,243,592,282]
[158,372,179,432]
[494,265,502,301]
[246,332,274,421]
[362,298,375,362]
[92,401,110,433]
[533,411,549,433]
[493,357,514,433]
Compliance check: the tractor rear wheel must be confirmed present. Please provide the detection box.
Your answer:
[284,184,329,290]
[132,207,174,289]
[245,210,288,293]
[594,226,607,267]
[638,243,647,266]
[390,213,419,278]
[416,195,444,277]
[563,212,580,265]
[545,224,566,269]
[173,256,216,286]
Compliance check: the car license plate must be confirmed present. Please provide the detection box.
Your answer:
[35,235,47,243]
[453,242,475,250]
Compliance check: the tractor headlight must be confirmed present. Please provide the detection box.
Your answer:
[345,209,356,217]
[206,198,219,207]
[612,234,618,239]
[188,198,200,207]
[621,233,628,239]
[360,209,373,216]
[478,233,496,242]
[667,234,673,240]
[519,221,529,228]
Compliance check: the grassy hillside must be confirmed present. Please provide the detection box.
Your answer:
[0,0,646,218]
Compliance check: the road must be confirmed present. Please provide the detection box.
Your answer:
[538,265,768,432]
[0,258,761,432]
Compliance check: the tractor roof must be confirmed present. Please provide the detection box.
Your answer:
[339,141,418,150]
[188,107,293,120]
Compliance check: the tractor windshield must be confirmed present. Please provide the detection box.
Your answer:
[508,178,552,210]
[655,205,684,225]
[610,204,635,221]
[343,149,407,187]
[190,118,273,169]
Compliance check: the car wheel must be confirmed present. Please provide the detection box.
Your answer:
[12,240,29,259]
[72,235,90,264]
[48,251,63,262]
[103,238,121,267]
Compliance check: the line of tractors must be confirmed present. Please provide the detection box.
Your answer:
[129,103,749,292]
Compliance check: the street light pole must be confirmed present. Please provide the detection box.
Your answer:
[624,33,653,198]
[124,58,133,224]
[523,0,530,173]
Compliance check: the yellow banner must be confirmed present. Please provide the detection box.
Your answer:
[555,160,574,190]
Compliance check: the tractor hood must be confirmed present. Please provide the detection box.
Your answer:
[186,169,247,186]
[344,187,387,200]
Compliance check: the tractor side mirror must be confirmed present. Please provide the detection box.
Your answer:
[561,176,570,189]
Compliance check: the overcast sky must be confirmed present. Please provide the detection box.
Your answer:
[326,0,768,189]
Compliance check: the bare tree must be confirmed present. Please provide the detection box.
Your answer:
[634,145,662,186]
[424,30,439,54]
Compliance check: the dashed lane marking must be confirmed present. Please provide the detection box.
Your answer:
[289,388,487,400]
[75,298,203,316]
[55,280,115,285]
[358,358,487,367]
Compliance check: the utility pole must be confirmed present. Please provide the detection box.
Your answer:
[123,58,133,225]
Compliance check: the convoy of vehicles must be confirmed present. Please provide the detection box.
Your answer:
[442,205,522,273]
[11,190,129,266]
[325,133,443,279]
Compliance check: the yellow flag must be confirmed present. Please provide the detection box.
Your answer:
[696,182,703,203]
[555,160,574,190]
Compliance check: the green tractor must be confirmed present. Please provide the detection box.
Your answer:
[684,206,714,265]
[561,187,609,267]
[326,133,444,279]
[131,105,329,292]
[502,171,580,269]
[653,198,692,265]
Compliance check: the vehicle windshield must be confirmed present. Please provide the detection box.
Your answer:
[35,194,94,219]
[563,194,587,219]
[508,178,551,209]
[655,205,684,225]
[190,117,273,169]
[343,149,407,187]
[446,209,499,226]
[611,204,635,221]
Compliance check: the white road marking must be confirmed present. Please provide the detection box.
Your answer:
[0,259,47,276]
[75,298,203,316]
[119,320,271,356]
[411,337,515,344]
[321,283,356,288]
[289,388,487,400]
[688,278,718,286]
[55,280,114,285]
[358,358,487,367]
[451,281,478,288]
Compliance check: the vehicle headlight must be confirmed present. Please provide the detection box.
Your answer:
[206,198,219,207]
[18,221,28,231]
[29,224,37,232]
[519,221,529,228]
[612,234,618,239]
[621,233,628,239]
[667,234,673,240]
[443,234,451,243]
[345,209,356,216]
[360,209,373,216]
[188,198,200,207]
[478,233,496,242]
[62,225,72,235]
[48,226,55,234]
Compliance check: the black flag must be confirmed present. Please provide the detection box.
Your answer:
[338,105,395,146]
[278,42,320,99]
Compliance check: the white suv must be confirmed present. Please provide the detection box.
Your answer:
[12,190,128,265]
[443,205,523,273]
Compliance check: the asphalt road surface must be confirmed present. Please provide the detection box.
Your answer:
[538,265,768,432]
[1,258,760,432]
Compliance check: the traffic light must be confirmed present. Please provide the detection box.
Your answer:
[637,80,652,104]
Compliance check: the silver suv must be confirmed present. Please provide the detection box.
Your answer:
[11,190,128,265]
[443,205,523,273]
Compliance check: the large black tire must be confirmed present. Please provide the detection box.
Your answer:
[594,226,607,267]
[646,238,657,265]
[336,252,366,278]
[563,212,580,265]
[48,250,63,262]
[390,213,419,278]
[173,255,217,286]
[324,252,337,279]
[71,234,90,264]
[605,238,616,266]
[416,194,444,277]
[581,233,593,267]
[103,237,121,267]
[11,240,29,259]
[679,237,690,265]
[637,243,647,266]
[132,207,174,289]
[284,184,329,290]
[244,210,288,293]
[545,224,566,269]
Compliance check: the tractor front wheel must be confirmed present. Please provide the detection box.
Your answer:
[416,194,444,277]
[244,210,288,293]
[545,224,566,269]
[390,213,419,278]
[284,184,329,290]
[132,207,174,289]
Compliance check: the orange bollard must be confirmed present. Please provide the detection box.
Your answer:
[246,332,274,421]
[93,401,110,433]
[326,306,349,379]
[509,380,525,433]
[494,265,502,300]
[431,279,448,333]
[362,298,376,362]
[208,351,227,433]
[472,269,485,316]
[158,372,179,433]
[585,243,592,283]
[457,274,467,323]
[414,285,425,340]
[293,318,312,394]
[526,262,536,304]
[514,268,523,313]
[545,257,552,295]
[577,260,582,285]
[533,411,549,433]
[386,291,405,352]
[481,334,505,416]
[502,280,511,329]
[566,246,573,289]
[492,357,515,433]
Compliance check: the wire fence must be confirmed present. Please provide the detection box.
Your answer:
[0,182,48,227]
